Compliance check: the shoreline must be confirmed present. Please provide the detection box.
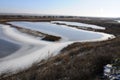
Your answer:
[0,21,115,75]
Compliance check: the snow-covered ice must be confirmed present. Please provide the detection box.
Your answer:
[0,24,72,74]
[116,20,120,23]
[51,21,105,30]
[9,22,112,42]
[0,22,115,74]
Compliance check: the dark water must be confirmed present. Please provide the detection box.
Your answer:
[0,39,20,58]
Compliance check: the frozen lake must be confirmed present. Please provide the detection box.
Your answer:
[116,20,120,23]
[51,21,105,30]
[0,26,20,58]
[9,21,111,42]
[0,22,115,74]
[0,39,20,58]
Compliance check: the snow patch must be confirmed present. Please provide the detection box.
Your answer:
[51,21,105,30]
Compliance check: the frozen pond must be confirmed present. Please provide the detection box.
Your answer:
[0,22,115,74]
[51,21,105,30]
[9,21,112,42]
[0,26,20,58]
[116,20,120,23]
[0,39,20,58]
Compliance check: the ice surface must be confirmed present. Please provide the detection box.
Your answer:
[51,21,105,30]
[0,22,115,74]
[9,22,111,42]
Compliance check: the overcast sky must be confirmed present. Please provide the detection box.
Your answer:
[0,0,120,17]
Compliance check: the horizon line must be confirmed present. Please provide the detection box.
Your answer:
[0,12,119,18]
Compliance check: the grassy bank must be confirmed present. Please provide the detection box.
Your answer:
[1,37,120,80]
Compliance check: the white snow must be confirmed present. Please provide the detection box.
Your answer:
[104,64,113,76]
[0,42,71,74]
[2,25,51,45]
[116,20,120,23]
[51,21,105,30]
[0,24,72,74]
[0,22,115,75]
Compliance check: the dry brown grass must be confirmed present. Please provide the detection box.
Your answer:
[1,37,120,80]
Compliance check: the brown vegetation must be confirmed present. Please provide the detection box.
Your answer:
[1,37,120,80]
[42,35,61,41]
